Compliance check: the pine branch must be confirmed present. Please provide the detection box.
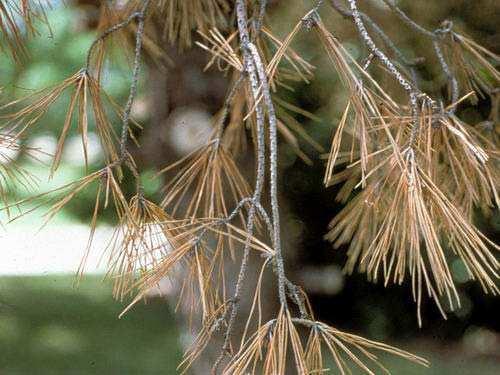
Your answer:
[329,0,424,68]
[212,1,269,371]
[347,0,421,148]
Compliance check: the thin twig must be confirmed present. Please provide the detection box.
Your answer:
[85,11,143,72]
[433,22,460,113]
[215,73,246,141]
[379,0,435,38]
[84,2,151,190]
[376,2,461,110]
[329,0,423,67]
[247,42,288,309]
[212,1,268,371]
[253,0,268,36]
[118,0,150,161]
[347,0,421,147]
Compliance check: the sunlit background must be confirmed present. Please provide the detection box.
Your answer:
[0,1,499,374]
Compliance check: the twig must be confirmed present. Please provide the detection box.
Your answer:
[118,0,150,161]
[347,0,420,147]
[253,0,268,36]
[215,73,246,141]
[85,11,143,72]
[83,2,151,196]
[329,0,423,67]
[81,1,152,200]
[433,22,459,112]
[347,0,414,94]
[212,1,268,371]
[247,42,288,309]
[375,2,461,110]
[191,197,273,250]
[379,0,435,38]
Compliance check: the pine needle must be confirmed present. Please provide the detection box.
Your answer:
[0,69,137,177]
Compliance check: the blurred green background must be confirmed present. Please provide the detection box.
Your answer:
[0,276,497,374]
[0,1,499,374]
[0,276,182,374]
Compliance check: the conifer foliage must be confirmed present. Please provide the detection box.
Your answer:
[1,1,498,373]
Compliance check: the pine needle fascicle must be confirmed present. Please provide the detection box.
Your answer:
[314,17,401,187]
[0,133,39,215]
[442,30,500,102]
[157,0,231,48]
[0,0,51,61]
[118,219,274,322]
[428,110,500,219]
[158,137,253,227]
[104,195,174,302]
[0,69,133,176]
[325,109,500,324]
[223,308,308,375]
[2,165,129,259]
[303,320,429,375]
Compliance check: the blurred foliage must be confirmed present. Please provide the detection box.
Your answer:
[0,276,182,374]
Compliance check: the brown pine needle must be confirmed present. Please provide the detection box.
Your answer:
[159,139,253,226]
[0,69,135,176]
[104,195,174,301]
[118,218,273,321]
[0,0,51,61]
[442,30,500,102]
[301,319,429,374]
[157,0,231,48]
[223,308,307,375]
[0,134,40,215]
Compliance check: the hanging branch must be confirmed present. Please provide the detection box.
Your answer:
[117,1,150,162]
[328,0,423,68]
[379,0,435,38]
[212,1,269,370]
[247,42,288,308]
[346,0,421,149]
[86,1,151,196]
[377,0,461,110]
